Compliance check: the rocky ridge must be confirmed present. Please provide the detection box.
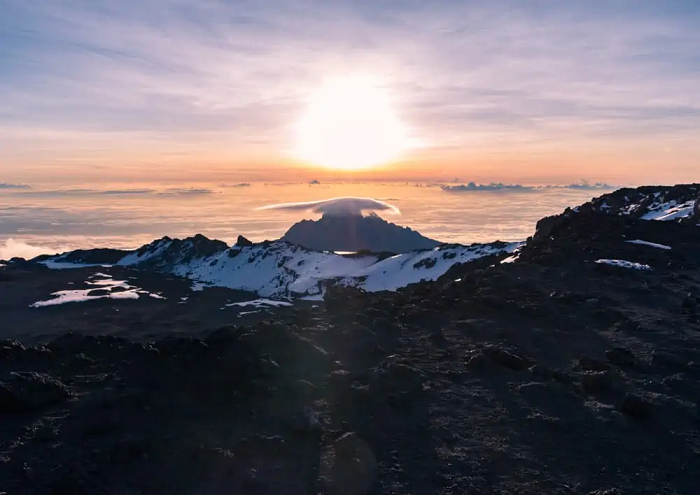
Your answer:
[37,236,517,298]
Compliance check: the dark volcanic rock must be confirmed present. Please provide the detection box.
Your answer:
[36,247,130,264]
[0,372,71,412]
[619,393,653,419]
[606,347,637,367]
[652,350,688,370]
[87,288,110,296]
[483,345,529,370]
[578,356,611,371]
[373,362,424,395]
[584,183,700,223]
[318,432,377,495]
[466,352,490,370]
[0,339,25,360]
[581,371,613,393]
[281,212,440,253]
[2,184,700,494]
[235,235,253,247]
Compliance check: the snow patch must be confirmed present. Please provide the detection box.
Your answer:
[300,293,324,301]
[625,239,671,250]
[166,241,522,297]
[31,278,164,307]
[117,239,173,266]
[225,299,294,308]
[191,281,210,292]
[640,200,695,221]
[41,261,113,270]
[595,259,652,271]
[501,253,521,264]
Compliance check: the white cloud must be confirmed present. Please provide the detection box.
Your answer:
[0,239,62,260]
[257,197,401,216]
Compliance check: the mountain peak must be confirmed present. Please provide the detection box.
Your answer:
[235,235,253,247]
[281,213,439,253]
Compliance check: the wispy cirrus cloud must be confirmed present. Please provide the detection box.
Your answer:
[0,183,31,189]
[16,188,156,196]
[1,1,699,182]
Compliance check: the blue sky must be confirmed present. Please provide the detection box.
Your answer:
[1,0,699,183]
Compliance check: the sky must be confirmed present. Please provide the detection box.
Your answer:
[1,0,699,185]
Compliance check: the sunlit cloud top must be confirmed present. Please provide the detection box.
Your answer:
[258,197,401,216]
[1,1,699,181]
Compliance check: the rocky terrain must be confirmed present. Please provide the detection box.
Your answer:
[1,184,700,494]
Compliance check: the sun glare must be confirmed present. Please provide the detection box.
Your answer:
[292,75,413,171]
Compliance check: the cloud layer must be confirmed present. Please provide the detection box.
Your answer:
[0,239,62,260]
[257,197,401,216]
[441,183,532,192]
[0,183,31,189]
[441,181,617,192]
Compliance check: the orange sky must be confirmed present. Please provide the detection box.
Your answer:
[2,2,699,187]
[5,136,698,186]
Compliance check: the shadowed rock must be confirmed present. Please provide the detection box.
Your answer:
[318,432,377,495]
[282,212,440,253]
[0,372,72,412]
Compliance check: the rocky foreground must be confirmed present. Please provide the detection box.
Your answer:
[2,185,700,494]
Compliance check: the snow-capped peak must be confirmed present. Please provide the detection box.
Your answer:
[42,236,520,299]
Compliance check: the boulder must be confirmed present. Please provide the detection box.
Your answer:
[533,213,565,240]
[606,347,637,367]
[681,293,697,313]
[652,350,688,370]
[466,352,490,370]
[374,362,424,394]
[87,289,110,297]
[0,372,72,413]
[619,393,652,419]
[318,432,377,495]
[529,364,573,383]
[692,196,700,220]
[578,356,610,371]
[588,489,622,495]
[483,345,528,370]
[581,371,613,393]
[0,339,25,360]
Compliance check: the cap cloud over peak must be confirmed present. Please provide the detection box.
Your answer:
[257,197,401,217]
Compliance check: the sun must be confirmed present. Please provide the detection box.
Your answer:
[292,75,413,171]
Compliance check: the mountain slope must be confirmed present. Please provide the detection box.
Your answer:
[580,183,698,222]
[281,212,440,253]
[42,236,519,298]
